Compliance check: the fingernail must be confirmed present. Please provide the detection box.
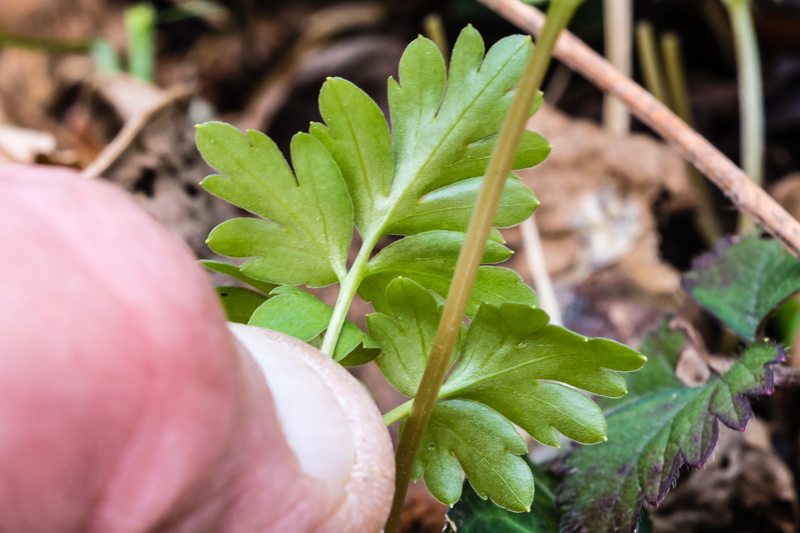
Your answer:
[228,323,354,488]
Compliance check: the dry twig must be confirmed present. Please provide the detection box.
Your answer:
[478,0,800,259]
[775,365,800,388]
[81,86,195,178]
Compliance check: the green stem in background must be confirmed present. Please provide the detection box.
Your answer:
[90,39,123,74]
[383,1,585,530]
[635,21,670,106]
[722,0,764,233]
[423,13,449,65]
[320,234,379,356]
[125,3,157,82]
[661,33,722,246]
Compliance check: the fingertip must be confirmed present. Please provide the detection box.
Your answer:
[230,325,395,532]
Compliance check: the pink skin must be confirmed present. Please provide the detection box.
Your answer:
[0,166,394,533]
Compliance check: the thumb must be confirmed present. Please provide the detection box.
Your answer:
[229,324,395,532]
[0,164,394,533]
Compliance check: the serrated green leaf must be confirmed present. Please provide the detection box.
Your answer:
[443,462,560,533]
[412,399,534,512]
[440,303,645,447]
[198,26,549,370]
[385,174,540,237]
[197,124,353,287]
[214,286,268,324]
[367,277,460,396]
[682,232,800,341]
[200,260,277,295]
[359,230,536,316]
[310,77,392,231]
[558,342,785,533]
[248,286,379,364]
[376,293,645,510]
[310,26,545,244]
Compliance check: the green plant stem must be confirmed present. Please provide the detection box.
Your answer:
[423,13,449,64]
[661,33,721,247]
[320,234,379,356]
[384,400,412,426]
[723,0,764,233]
[125,3,156,82]
[635,21,670,106]
[383,1,584,531]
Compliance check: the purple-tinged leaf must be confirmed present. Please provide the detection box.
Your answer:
[558,342,784,533]
[681,233,800,341]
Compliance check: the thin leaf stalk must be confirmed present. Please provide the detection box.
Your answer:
[320,232,380,356]
[723,0,764,233]
[383,1,585,530]
[660,33,722,246]
[635,21,670,105]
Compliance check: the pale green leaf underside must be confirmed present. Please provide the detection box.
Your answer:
[310,25,545,242]
[200,260,278,295]
[368,277,460,397]
[248,286,379,364]
[412,399,533,512]
[360,230,537,317]
[197,123,353,287]
[374,282,646,510]
[214,286,267,324]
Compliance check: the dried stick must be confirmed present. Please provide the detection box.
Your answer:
[521,215,563,326]
[775,365,800,388]
[477,0,800,259]
[603,0,631,134]
[82,86,195,178]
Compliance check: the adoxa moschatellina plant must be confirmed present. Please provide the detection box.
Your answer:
[195,0,645,527]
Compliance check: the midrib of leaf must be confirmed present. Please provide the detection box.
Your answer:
[442,350,570,396]
[505,387,595,432]
[377,37,530,238]
[384,332,416,384]
[436,412,530,510]
[329,86,385,220]
[384,350,570,425]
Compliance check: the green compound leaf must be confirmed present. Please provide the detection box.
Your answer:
[682,232,800,341]
[558,341,785,533]
[200,260,278,295]
[359,230,537,317]
[214,286,268,324]
[310,25,545,242]
[375,284,646,511]
[197,26,550,370]
[440,304,645,448]
[443,463,561,533]
[249,286,379,365]
[197,124,353,287]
